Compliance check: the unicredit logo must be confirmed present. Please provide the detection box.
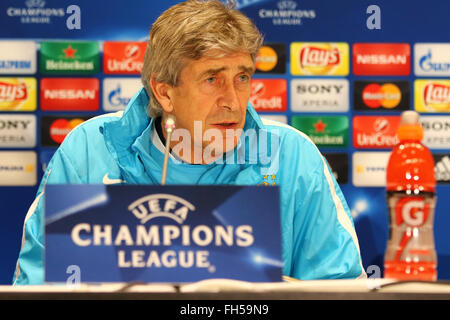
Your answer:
[0,81,27,102]
[103,42,146,74]
[249,79,286,111]
[353,116,400,148]
[353,43,410,75]
[374,118,389,133]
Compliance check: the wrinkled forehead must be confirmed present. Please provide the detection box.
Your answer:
[182,50,255,76]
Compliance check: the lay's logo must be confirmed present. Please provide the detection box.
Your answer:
[415,80,450,112]
[291,42,349,76]
[424,83,449,105]
[0,77,36,111]
[0,81,27,101]
[300,46,340,67]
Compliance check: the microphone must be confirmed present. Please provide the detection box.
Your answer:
[161,114,176,185]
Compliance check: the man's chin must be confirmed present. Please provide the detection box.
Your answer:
[201,138,239,162]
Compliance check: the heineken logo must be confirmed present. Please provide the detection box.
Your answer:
[40,41,99,74]
[63,45,76,59]
[291,116,348,147]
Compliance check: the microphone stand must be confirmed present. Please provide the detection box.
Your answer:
[161,115,176,185]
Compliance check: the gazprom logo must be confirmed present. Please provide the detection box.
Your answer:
[414,44,450,76]
[108,84,130,108]
[128,194,196,225]
[103,78,141,111]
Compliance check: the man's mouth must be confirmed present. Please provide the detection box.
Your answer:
[211,121,239,130]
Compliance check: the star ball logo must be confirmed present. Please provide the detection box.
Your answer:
[128,194,196,225]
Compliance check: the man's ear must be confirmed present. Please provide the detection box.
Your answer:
[149,75,174,113]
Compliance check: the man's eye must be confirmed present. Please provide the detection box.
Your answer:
[206,77,216,83]
[239,74,250,82]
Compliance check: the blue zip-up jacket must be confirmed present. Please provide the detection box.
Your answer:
[13,88,365,284]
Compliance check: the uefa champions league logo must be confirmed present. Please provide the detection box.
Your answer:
[277,0,297,10]
[25,0,45,8]
[128,194,196,224]
[6,0,80,29]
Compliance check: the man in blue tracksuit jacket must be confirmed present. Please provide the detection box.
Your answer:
[13,0,365,284]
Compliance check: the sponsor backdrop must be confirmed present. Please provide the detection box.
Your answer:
[0,0,449,283]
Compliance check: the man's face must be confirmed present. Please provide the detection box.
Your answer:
[167,51,254,161]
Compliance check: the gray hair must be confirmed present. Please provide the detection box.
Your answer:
[141,0,264,118]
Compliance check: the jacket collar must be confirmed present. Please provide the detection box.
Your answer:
[102,87,266,181]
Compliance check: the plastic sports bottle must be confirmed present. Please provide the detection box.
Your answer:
[384,110,437,281]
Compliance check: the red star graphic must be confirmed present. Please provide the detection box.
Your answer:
[63,45,77,59]
[313,119,327,133]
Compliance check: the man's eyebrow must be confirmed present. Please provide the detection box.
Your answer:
[238,65,255,75]
[197,65,255,79]
[197,67,227,79]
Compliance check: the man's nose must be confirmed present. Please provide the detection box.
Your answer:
[218,80,241,111]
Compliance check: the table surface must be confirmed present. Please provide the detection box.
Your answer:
[1,279,450,300]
